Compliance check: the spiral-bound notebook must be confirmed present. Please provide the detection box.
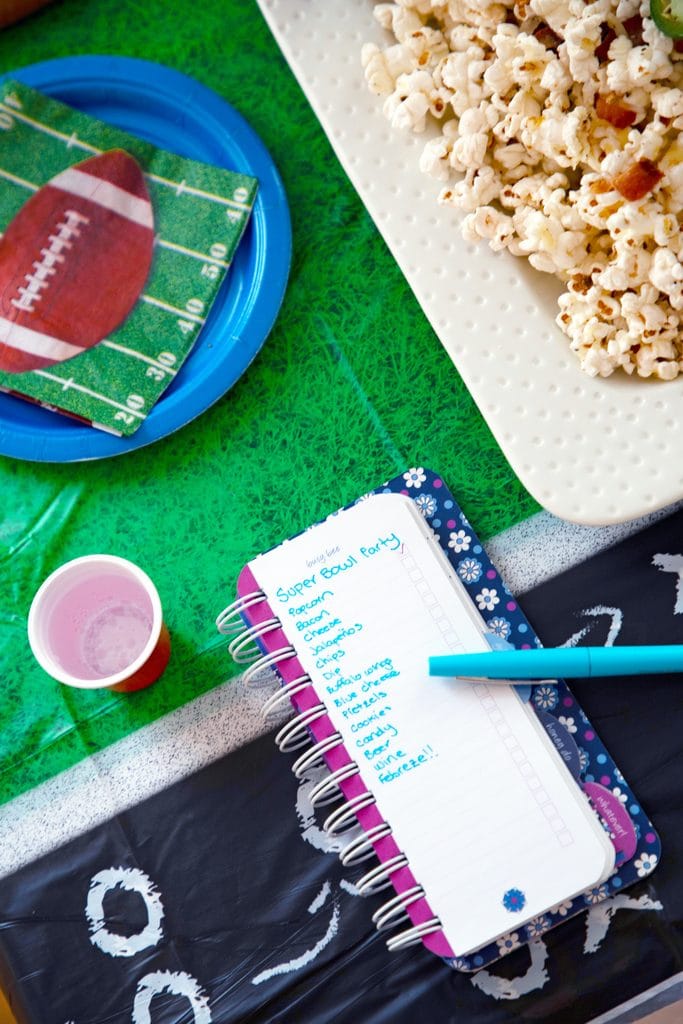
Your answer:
[218,470,660,970]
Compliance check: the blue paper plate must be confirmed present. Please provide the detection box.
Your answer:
[0,56,291,462]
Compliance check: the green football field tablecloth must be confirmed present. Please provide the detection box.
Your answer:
[0,0,539,806]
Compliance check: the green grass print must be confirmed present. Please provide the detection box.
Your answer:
[0,81,256,433]
[0,0,539,805]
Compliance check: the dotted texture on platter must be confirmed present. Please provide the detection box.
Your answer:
[258,0,683,527]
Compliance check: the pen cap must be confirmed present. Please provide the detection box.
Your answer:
[429,648,593,679]
[587,644,683,676]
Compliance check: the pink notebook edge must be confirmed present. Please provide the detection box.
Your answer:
[236,561,454,959]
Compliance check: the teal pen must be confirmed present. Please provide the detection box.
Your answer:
[428,645,683,681]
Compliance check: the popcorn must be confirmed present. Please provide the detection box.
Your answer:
[649,247,683,309]
[362,43,414,94]
[419,135,453,180]
[462,205,516,249]
[363,0,683,379]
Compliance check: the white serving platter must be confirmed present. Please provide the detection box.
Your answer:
[258,0,683,526]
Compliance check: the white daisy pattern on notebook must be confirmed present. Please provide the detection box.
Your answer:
[525,915,551,939]
[414,493,437,517]
[486,616,511,640]
[447,529,471,552]
[496,932,521,956]
[475,587,499,611]
[403,467,426,488]
[533,685,559,711]
[557,715,577,734]
[457,558,483,584]
[634,853,658,877]
[549,899,574,917]
[584,885,610,905]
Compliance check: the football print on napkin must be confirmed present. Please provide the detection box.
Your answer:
[0,150,154,373]
[0,81,257,435]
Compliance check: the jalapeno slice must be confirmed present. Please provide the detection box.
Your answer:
[650,0,683,39]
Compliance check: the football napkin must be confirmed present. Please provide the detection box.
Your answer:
[0,80,257,436]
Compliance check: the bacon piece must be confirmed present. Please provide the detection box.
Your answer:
[622,14,644,45]
[533,23,561,49]
[596,25,617,61]
[595,93,637,129]
[613,159,664,201]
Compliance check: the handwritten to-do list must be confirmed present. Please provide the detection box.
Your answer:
[269,522,442,785]
[251,494,614,955]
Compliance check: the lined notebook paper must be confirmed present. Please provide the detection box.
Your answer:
[247,493,615,957]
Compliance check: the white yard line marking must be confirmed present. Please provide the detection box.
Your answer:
[0,103,98,153]
[33,370,145,417]
[144,170,249,211]
[0,167,37,191]
[101,339,177,375]
[155,237,229,267]
[141,294,206,323]
[0,102,249,210]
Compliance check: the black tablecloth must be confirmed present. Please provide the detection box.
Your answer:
[2,513,682,1023]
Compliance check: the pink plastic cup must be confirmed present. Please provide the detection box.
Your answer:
[28,554,171,692]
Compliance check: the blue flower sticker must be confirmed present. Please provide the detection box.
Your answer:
[503,888,526,913]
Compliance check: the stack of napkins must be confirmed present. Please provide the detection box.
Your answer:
[0,81,257,435]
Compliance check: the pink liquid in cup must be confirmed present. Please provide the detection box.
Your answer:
[47,574,154,680]
[28,555,170,691]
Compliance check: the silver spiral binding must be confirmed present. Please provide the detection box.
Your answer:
[386,919,442,952]
[215,591,266,636]
[340,823,392,867]
[243,645,296,688]
[323,792,375,835]
[356,854,409,897]
[219,588,438,952]
[275,704,327,753]
[371,885,424,930]
[260,674,312,722]
[228,618,281,664]
[309,764,360,808]
[292,734,344,778]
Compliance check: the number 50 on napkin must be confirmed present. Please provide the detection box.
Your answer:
[0,81,257,435]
